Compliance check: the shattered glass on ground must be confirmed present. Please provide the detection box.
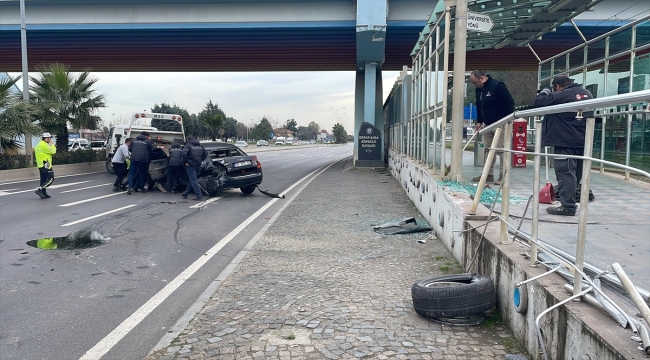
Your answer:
[437,180,528,206]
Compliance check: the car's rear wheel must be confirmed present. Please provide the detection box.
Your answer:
[240,185,256,195]
[106,158,115,174]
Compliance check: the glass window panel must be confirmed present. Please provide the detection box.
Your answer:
[540,62,552,80]
[553,55,568,75]
[569,70,584,86]
[633,49,650,91]
[569,50,585,71]
[635,21,650,48]
[606,57,631,96]
[585,63,605,98]
[609,28,633,56]
[587,39,607,63]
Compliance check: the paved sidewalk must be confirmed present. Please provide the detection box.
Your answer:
[149,157,529,360]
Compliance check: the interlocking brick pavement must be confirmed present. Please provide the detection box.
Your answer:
[148,158,529,360]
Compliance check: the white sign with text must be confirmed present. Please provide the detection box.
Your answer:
[466,12,494,33]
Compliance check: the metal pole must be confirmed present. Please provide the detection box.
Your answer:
[440,8,451,176]
[573,117,595,297]
[449,0,468,181]
[530,117,542,266]
[20,0,32,161]
[612,263,650,332]
[600,117,606,173]
[500,122,512,244]
[625,113,631,180]
[469,127,502,214]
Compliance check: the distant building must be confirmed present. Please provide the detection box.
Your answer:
[273,128,294,138]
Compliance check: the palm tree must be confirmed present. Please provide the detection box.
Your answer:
[0,74,41,153]
[332,123,347,144]
[30,63,106,152]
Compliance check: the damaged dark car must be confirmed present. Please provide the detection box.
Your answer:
[191,142,264,196]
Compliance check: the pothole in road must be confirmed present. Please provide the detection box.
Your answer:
[26,230,111,250]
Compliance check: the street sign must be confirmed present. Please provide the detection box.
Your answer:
[270,132,274,138]
[218,128,225,135]
[467,12,493,33]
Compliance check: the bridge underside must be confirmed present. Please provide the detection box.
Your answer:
[0,23,617,72]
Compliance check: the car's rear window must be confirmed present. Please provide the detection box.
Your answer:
[209,147,246,158]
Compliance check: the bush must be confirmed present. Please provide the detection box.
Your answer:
[0,154,32,170]
[0,150,104,170]
[53,149,104,165]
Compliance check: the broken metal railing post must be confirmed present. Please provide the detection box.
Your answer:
[600,116,606,174]
[500,121,513,244]
[516,265,562,287]
[536,286,594,360]
[574,116,595,298]
[469,126,503,214]
[531,116,542,267]
[612,263,650,329]
[625,113,632,180]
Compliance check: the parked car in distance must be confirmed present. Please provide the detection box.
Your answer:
[256,140,269,146]
[235,140,248,148]
[68,138,89,151]
[90,140,106,151]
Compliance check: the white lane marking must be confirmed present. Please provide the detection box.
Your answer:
[59,192,125,207]
[327,155,334,157]
[80,156,348,360]
[59,183,112,193]
[61,205,137,227]
[0,171,105,185]
[189,197,221,209]
[0,181,94,197]
[149,157,346,354]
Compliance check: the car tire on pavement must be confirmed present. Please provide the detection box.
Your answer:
[240,185,256,195]
[106,158,116,174]
[411,274,496,319]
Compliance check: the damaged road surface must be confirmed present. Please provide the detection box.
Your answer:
[0,144,352,360]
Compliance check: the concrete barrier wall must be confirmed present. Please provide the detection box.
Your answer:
[0,161,106,183]
[387,149,631,360]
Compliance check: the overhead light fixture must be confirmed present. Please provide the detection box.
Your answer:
[545,0,574,14]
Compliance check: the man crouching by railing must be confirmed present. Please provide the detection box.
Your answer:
[534,75,593,216]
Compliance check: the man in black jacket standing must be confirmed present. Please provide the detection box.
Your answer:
[534,75,593,216]
[180,135,208,200]
[165,140,183,193]
[127,131,154,194]
[470,70,515,185]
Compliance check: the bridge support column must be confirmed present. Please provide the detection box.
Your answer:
[354,0,387,167]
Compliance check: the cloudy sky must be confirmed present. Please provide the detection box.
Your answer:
[11,71,400,135]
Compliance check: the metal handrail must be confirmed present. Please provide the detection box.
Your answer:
[479,90,650,135]
[539,14,650,65]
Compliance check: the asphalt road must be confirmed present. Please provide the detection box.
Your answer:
[0,144,352,360]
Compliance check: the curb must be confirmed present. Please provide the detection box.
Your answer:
[0,161,106,183]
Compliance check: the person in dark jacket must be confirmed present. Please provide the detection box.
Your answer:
[180,135,208,200]
[127,131,154,194]
[470,70,515,185]
[534,75,593,216]
[165,140,183,193]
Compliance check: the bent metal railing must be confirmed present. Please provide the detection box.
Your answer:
[471,89,650,359]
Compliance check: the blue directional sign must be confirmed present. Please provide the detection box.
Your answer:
[464,104,477,120]
[270,132,274,139]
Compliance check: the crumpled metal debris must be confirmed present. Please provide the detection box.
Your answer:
[373,217,432,235]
